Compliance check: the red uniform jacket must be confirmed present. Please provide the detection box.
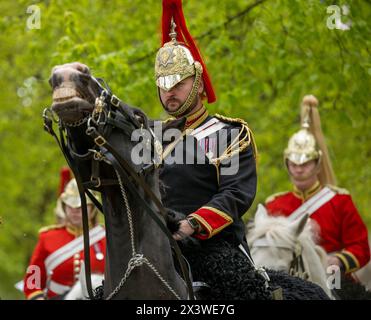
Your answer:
[265,183,370,273]
[24,224,106,299]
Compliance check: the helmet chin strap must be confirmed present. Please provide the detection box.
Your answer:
[160,63,203,118]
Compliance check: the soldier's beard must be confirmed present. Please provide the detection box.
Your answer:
[164,98,183,112]
[162,94,199,118]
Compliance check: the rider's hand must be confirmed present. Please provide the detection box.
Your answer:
[327,255,343,269]
[173,219,194,241]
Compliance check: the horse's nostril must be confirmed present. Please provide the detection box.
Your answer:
[50,74,63,88]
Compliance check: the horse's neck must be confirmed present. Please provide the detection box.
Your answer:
[102,173,185,299]
[131,173,171,250]
[300,235,332,296]
[66,123,186,298]
[299,233,327,274]
[102,173,170,256]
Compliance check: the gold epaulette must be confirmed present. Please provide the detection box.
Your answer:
[326,184,350,195]
[212,114,257,163]
[265,191,290,204]
[38,224,65,234]
[214,114,248,126]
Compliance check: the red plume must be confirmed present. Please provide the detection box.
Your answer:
[58,166,71,195]
[161,0,216,104]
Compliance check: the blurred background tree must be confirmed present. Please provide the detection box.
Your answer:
[0,0,369,299]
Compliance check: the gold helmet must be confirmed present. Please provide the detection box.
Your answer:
[284,95,337,185]
[55,178,98,220]
[155,0,216,118]
[60,179,87,208]
[284,127,321,166]
[155,22,202,92]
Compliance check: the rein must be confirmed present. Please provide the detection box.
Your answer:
[288,243,308,280]
[43,81,194,300]
[43,109,98,299]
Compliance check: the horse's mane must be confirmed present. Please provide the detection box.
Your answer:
[247,215,321,249]
[247,214,331,297]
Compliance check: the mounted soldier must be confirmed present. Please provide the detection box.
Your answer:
[23,169,106,299]
[265,95,370,275]
[154,0,267,298]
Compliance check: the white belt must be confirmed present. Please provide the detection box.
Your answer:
[288,186,336,221]
[49,280,72,295]
[45,225,105,274]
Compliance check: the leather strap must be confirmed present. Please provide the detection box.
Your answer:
[86,125,194,300]
[43,112,96,300]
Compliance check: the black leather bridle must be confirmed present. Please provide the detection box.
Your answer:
[43,78,194,300]
[288,243,308,280]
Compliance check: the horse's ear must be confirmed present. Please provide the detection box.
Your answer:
[254,204,268,224]
[290,213,309,236]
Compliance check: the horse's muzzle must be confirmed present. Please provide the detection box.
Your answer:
[51,96,94,123]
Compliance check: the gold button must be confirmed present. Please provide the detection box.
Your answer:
[74,253,80,259]
[73,259,80,266]
[74,267,80,274]
[96,253,104,261]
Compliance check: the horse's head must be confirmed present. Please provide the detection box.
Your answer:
[248,205,335,298]
[247,204,309,272]
[50,62,102,124]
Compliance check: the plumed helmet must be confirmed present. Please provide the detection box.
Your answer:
[284,95,337,185]
[60,179,94,208]
[284,95,321,165]
[55,178,99,221]
[155,0,216,117]
[155,34,202,92]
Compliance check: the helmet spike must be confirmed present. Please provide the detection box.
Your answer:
[169,17,177,43]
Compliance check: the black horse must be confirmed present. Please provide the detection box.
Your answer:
[46,62,190,300]
[45,62,330,300]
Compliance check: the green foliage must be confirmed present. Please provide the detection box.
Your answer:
[0,0,369,299]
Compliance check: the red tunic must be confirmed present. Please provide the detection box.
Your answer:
[265,184,370,273]
[24,225,106,299]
